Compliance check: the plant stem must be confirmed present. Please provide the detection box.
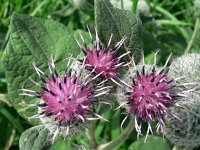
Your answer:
[184,18,200,54]
[97,117,134,150]
[3,129,15,150]
[172,145,191,150]
[121,0,124,10]
[0,94,11,106]
[132,0,138,14]
[86,124,98,149]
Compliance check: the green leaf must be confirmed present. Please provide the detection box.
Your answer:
[111,109,120,140]
[0,103,24,133]
[51,138,73,150]
[128,135,171,150]
[0,110,15,149]
[19,125,52,150]
[95,0,143,62]
[2,14,81,120]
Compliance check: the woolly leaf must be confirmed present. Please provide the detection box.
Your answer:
[2,14,80,121]
[19,125,51,150]
[95,0,143,62]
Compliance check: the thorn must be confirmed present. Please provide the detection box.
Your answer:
[73,77,77,84]
[46,112,53,116]
[164,68,169,74]
[50,91,56,96]
[78,30,87,48]
[136,70,140,78]
[167,79,174,84]
[142,65,145,75]
[154,51,159,66]
[52,74,56,83]
[54,69,58,77]
[152,65,156,73]
[38,103,47,107]
[110,77,123,87]
[151,76,155,82]
[164,52,172,67]
[69,68,72,77]
[107,33,113,48]
[64,75,67,84]
[41,86,49,92]
[95,27,100,51]
[86,24,94,44]
[118,51,131,59]
[159,68,165,75]
[40,76,47,83]
[59,82,62,90]
[114,101,128,110]
[132,78,136,85]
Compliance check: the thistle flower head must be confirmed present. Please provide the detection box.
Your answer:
[20,57,110,143]
[117,52,191,142]
[75,26,130,82]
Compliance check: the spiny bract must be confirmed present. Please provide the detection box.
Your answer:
[20,58,110,143]
[117,52,192,142]
[75,26,130,84]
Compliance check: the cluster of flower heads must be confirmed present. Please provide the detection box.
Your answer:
[20,28,195,143]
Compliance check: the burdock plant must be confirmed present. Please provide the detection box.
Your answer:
[2,0,200,149]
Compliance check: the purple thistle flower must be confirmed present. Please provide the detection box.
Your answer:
[117,52,191,142]
[75,26,130,85]
[20,58,110,143]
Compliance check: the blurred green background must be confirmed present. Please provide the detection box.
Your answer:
[0,0,200,149]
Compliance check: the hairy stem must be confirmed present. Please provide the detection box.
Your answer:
[97,117,134,150]
[86,124,98,149]
[184,18,200,54]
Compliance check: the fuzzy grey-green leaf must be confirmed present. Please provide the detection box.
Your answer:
[2,14,80,121]
[95,0,143,62]
[19,125,52,150]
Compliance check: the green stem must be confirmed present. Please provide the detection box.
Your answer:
[121,0,124,10]
[132,0,138,14]
[86,124,98,149]
[184,18,200,54]
[97,117,134,150]
[3,129,15,150]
